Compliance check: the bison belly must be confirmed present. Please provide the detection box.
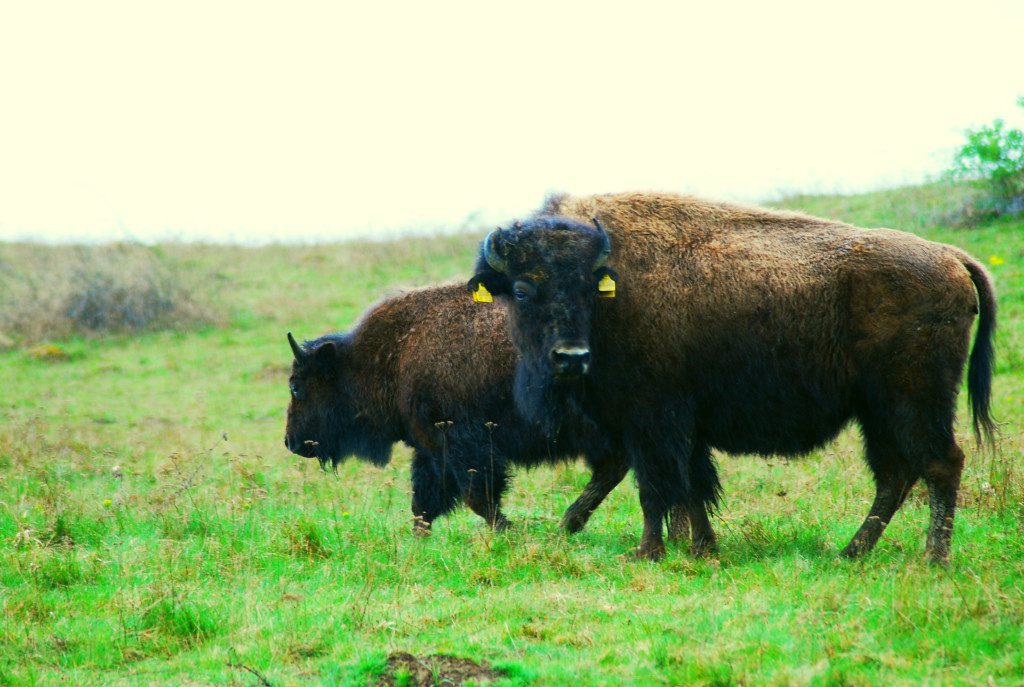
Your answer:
[691,337,853,457]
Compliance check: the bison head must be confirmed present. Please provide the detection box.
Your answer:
[284,332,392,469]
[467,216,616,433]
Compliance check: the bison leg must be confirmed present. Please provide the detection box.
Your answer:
[683,442,720,556]
[686,505,717,557]
[840,471,917,558]
[850,382,963,562]
[666,505,690,543]
[842,414,919,557]
[561,456,629,534]
[410,450,459,535]
[667,503,717,557]
[636,480,669,561]
[457,459,511,531]
[465,493,511,531]
[627,400,699,561]
[923,441,965,566]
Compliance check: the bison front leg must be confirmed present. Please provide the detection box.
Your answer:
[410,450,459,535]
[465,492,511,531]
[636,481,668,560]
[627,402,698,561]
[561,456,629,534]
[682,443,720,557]
[458,460,512,531]
[666,505,690,542]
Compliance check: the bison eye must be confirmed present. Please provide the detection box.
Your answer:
[512,280,535,302]
[289,383,300,399]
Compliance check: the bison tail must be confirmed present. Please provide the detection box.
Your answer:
[963,255,997,445]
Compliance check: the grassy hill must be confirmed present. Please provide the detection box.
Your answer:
[1,186,1022,686]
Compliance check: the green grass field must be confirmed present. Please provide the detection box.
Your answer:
[1,187,1022,686]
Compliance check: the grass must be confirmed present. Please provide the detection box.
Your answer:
[1,185,1022,685]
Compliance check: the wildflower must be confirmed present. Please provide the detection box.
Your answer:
[988,255,1005,266]
[343,511,351,517]
[103,499,113,508]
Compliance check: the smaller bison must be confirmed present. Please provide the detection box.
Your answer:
[284,283,697,541]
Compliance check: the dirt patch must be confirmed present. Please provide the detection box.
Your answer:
[375,652,505,686]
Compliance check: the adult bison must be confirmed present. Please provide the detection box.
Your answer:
[468,192,996,564]
[283,282,700,541]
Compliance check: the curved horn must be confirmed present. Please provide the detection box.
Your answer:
[482,229,509,274]
[592,217,611,269]
[287,332,305,362]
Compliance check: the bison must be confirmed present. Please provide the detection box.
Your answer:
[283,282,700,542]
[468,192,996,564]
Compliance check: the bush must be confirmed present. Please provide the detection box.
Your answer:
[949,96,1024,220]
[0,242,212,345]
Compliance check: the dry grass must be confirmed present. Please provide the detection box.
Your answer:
[0,242,214,346]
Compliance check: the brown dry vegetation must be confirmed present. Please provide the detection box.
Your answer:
[0,242,213,346]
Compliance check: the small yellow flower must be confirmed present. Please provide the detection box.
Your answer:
[343,511,351,517]
[989,255,1005,266]
[103,499,113,508]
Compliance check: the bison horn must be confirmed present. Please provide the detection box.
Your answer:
[482,229,509,274]
[592,217,611,269]
[287,332,305,362]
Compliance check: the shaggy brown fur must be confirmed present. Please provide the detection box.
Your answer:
[470,191,996,563]
[284,282,695,541]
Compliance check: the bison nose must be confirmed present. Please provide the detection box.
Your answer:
[550,347,591,378]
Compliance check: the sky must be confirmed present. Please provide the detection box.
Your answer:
[1,1,1022,244]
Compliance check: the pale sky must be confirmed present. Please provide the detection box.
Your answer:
[1,1,1022,243]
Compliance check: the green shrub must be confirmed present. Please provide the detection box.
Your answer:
[949,96,1024,220]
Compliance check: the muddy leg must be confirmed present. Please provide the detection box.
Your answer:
[686,442,720,556]
[561,458,630,534]
[840,472,917,558]
[687,503,718,557]
[666,505,690,543]
[636,481,668,561]
[923,442,965,566]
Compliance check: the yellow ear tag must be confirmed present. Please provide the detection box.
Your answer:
[473,283,493,303]
[597,274,616,298]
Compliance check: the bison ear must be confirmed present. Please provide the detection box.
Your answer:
[310,340,340,367]
[467,272,509,303]
[594,266,619,299]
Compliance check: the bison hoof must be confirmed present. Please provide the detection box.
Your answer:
[691,540,718,559]
[560,512,587,535]
[925,547,951,568]
[635,543,666,562]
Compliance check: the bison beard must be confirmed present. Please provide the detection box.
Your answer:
[512,357,591,439]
